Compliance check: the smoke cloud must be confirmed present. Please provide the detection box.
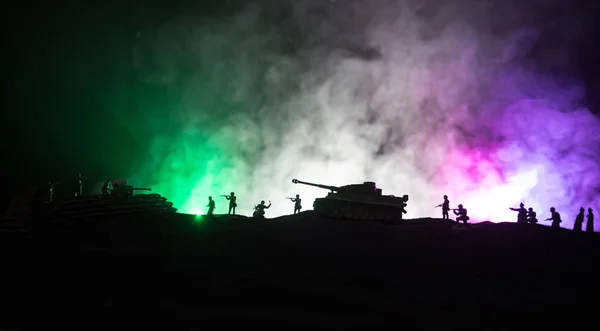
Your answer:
[128,0,600,227]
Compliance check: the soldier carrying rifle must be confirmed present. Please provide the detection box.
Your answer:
[286,194,302,214]
[544,207,562,228]
[435,195,450,219]
[451,204,470,227]
[221,192,237,215]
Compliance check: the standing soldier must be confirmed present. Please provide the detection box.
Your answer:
[573,207,585,232]
[47,181,55,203]
[509,203,527,224]
[585,208,594,233]
[206,196,215,216]
[435,195,450,219]
[74,173,87,197]
[101,179,111,196]
[221,192,237,215]
[287,194,302,214]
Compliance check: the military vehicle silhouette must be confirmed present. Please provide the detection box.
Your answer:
[292,178,408,221]
[45,180,177,225]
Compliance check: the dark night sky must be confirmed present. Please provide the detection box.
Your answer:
[1,0,600,207]
[1,2,240,201]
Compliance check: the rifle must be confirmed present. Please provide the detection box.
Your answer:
[220,195,229,198]
[285,197,294,200]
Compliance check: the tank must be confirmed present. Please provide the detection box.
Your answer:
[292,178,408,221]
[110,179,152,198]
[43,180,177,225]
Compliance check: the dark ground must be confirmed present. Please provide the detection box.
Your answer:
[0,211,598,330]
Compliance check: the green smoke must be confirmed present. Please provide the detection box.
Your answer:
[129,8,285,215]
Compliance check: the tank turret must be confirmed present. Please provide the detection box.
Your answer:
[292,178,408,221]
[110,180,152,198]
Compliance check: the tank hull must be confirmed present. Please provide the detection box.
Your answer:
[313,197,406,221]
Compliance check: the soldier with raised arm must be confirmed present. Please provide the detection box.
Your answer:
[253,200,272,219]
[509,203,527,224]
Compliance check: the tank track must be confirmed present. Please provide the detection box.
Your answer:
[314,198,405,221]
[46,194,177,225]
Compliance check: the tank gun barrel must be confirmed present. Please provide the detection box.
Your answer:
[292,179,339,192]
[127,186,152,191]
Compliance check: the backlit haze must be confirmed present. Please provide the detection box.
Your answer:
[125,0,600,226]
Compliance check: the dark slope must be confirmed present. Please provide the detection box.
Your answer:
[1,213,599,330]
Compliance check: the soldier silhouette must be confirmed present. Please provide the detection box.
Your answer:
[436,195,450,219]
[206,196,215,216]
[453,204,470,226]
[545,207,562,228]
[253,200,271,219]
[288,194,302,214]
[586,208,594,233]
[509,203,527,224]
[47,181,54,203]
[101,179,111,196]
[527,207,538,224]
[573,207,585,232]
[222,192,237,215]
[74,173,87,197]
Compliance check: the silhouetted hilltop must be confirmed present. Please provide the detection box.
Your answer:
[0,212,599,329]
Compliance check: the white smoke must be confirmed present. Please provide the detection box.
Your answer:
[130,0,600,225]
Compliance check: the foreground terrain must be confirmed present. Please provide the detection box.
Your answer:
[0,211,599,329]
